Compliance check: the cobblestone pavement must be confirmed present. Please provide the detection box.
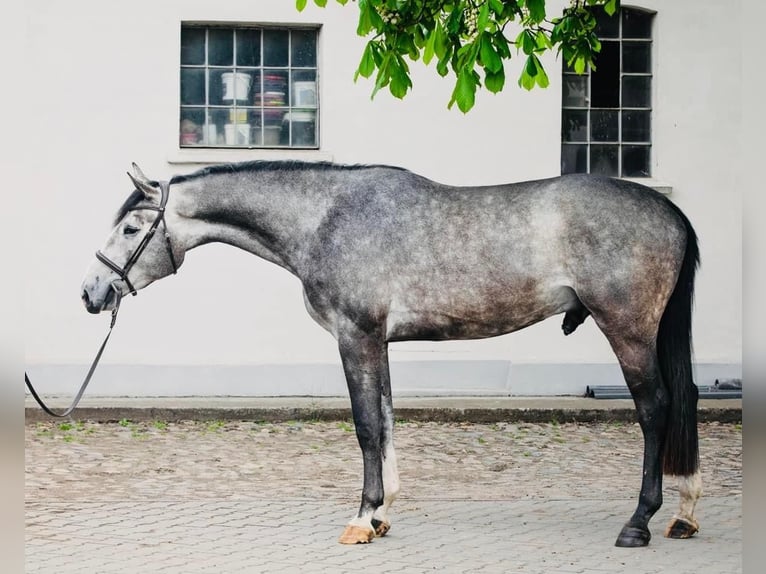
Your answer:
[25,420,742,573]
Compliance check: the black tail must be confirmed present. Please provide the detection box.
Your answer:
[658,201,700,476]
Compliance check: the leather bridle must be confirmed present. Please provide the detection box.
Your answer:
[95,180,178,296]
[25,180,178,418]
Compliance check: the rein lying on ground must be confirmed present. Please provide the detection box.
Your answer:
[81,160,702,547]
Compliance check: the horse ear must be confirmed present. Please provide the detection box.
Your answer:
[131,162,150,184]
[126,166,160,200]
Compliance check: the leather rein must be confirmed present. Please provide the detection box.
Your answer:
[25,180,177,417]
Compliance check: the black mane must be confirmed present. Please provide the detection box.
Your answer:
[168,160,407,186]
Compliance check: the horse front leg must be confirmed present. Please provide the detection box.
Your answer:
[336,325,392,544]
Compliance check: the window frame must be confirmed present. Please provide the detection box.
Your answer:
[178,22,322,152]
[561,6,656,178]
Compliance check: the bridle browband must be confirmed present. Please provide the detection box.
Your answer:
[95,180,178,296]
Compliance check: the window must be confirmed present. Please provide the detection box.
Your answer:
[561,7,654,177]
[180,25,319,149]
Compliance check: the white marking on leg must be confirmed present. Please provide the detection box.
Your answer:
[665,471,702,537]
[373,441,400,527]
[674,471,703,523]
[347,511,375,530]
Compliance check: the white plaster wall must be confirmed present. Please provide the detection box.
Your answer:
[23,0,741,395]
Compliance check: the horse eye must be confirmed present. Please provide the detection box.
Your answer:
[123,225,140,236]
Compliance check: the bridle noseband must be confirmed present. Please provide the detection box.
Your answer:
[95,180,178,296]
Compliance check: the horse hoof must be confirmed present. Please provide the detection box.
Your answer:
[338,525,375,544]
[664,516,699,539]
[372,518,391,537]
[615,525,651,547]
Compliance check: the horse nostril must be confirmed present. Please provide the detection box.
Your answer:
[82,290,91,306]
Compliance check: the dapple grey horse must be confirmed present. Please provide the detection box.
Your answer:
[81,161,701,547]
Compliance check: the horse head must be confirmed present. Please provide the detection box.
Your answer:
[80,164,182,313]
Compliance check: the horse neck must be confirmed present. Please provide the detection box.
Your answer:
[169,169,338,275]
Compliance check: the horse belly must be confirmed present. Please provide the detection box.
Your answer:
[385,283,576,342]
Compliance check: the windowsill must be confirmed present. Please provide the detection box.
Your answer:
[620,177,672,195]
[167,147,334,165]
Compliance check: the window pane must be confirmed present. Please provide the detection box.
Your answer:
[207,109,230,146]
[260,70,288,106]
[236,29,261,67]
[263,29,289,66]
[562,76,588,107]
[286,109,317,147]
[622,42,651,74]
[590,41,619,108]
[561,145,587,174]
[562,110,588,142]
[180,108,205,146]
[622,146,651,177]
[180,68,206,105]
[291,29,317,67]
[208,29,233,66]
[181,28,205,65]
[591,110,618,142]
[623,9,653,39]
[594,7,619,38]
[590,145,618,176]
[208,68,231,105]
[622,76,651,108]
[291,70,317,107]
[622,110,650,142]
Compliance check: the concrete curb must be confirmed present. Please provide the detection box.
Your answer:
[24,396,742,424]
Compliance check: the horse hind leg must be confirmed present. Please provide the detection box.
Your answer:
[597,331,669,547]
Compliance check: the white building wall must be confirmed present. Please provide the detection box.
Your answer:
[23,0,741,396]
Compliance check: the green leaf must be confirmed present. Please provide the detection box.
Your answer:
[433,21,448,60]
[296,0,308,12]
[423,28,437,65]
[313,0,327,7]
[574,55,586,74]
[517,29,536,55]
[389,56,412,99]
[489,0,504,17]
[604,0,619,17]
[493,31,511,59]
[355,42,376,80]
[533,55,549,88]
[518,55,538,90]
[526,0,546,23]
[480,34,503,73]
[450,69,477,113]
[477,1,490,31]
[485,67,505,93]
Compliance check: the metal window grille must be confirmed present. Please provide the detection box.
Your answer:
[180,24,319,149]
[561,7,654,177]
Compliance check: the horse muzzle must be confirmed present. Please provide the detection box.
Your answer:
[81,283,119,314]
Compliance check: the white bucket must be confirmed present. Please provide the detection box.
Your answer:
[224,123,251,145]
[292,81,316,106]
[283,111,316,146]
[222,72,252,102]
[202,124,218,145]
